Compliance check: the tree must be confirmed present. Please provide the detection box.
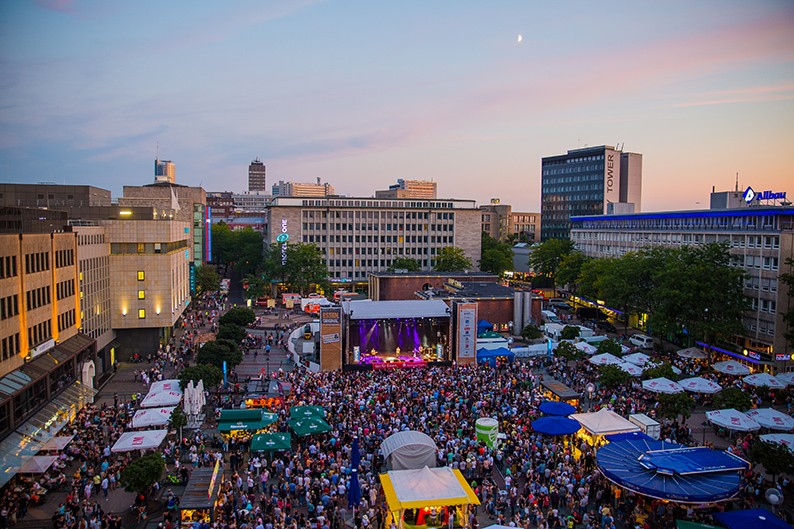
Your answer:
[194,264,221,294]
[434,246,473,272]
[234,228,266,276]
[211,222,235,267]
[598,364,632,388]
[521,324,543,341]
[656,392,695,420]
[556,251,590,299]
[560,325,580,340]
[120,453,165,496]
[713,386,753,411]
[169,406,187,430]
[779,257,794,349]
[528,239,574,291]
[479,233,514,275]
[178,364,222,389]
[642,362,678,381]
[554,341,584,361]
[196,340,243,369]
[216,323,247,343]
[748,440,794,482]
[242,274,267,302]
[219,307,256,327]
[263,242,329,295]
[388,257,421,272]
[596,339,622,356]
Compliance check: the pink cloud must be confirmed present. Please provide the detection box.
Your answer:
[673,82,794,107]
[34,0,75,14]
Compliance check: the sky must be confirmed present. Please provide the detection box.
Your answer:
[1,1,792,213]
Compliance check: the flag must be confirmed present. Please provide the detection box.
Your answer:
[170,186,181,213]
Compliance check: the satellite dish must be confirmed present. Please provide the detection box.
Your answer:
[765,487,784,506]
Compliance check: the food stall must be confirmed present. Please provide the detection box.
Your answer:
[569,408,640,447]
[540,379,580,406]
[179,463,222,528]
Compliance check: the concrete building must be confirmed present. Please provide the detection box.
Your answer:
[154,158,176,184]
[207,191,235,218]
[248,159,267,192]
[0,184,111,209]
[480,201,540,243]
[265,196,483,282]
[231,191,271,213]
[375,179,437,199]
[541,145,642,240]
[271,180,335,198]
[570,193,794,370]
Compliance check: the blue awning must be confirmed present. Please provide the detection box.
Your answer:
[604,431,654,443]
[531,416,581,436]
[476,347,514,367]
[477,320,494,333]
[714,508,790,529]
[539,401,576,417]
[596,439,748,503]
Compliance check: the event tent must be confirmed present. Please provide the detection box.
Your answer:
[759,433,794,451]
[713,360,751,376]
[148,379,181,394]
[140,390,182,408]
[476,347,514,367]
[743,373,785,389]
[288,417,331,437]
[531,416,581,436]
[574,342,597,355]
[538,400,576,416]
[622,352,651,367]
[775,372,794,386]
[38,435,73,451]
[251,432,292,452]
[705,409,760,432]
[589,353,622,366]
[289,405,326,419]
[745,408,794,431]
[616,362,643,377]
[111,429,168,452]
[642,377,684,394]
[679,377,722,394]
[713,508,791,529]
[380,430,437,471]
[676,347,708,359]
[131,406,175,429]
[17,455,58,474]
[569,408,640,436]
[477,320,494,334]
[380,466,479,529]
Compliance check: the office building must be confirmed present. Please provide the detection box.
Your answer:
[375,179,437,199]
[248,159,267,192]
[154,158,176,184]
[271,180,335,198]
[0,184,111,209]
[480,200,541,243]
[206,191,235,218]
[541,145,642,240]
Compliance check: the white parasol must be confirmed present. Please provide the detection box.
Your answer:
[759,433,794,451]
[616,362,643,376]
[589,353,623,366]
[641,377,684,394]
[574,342,598,354]
[706,408,760,432]
[743,373,785,389]
[676,347,708,359]
[775,372,794,387]
[182,380,194,415]
[745,408,794,431]
[712,360,751,376]
[679,376,722,394]
[622,352,651,367]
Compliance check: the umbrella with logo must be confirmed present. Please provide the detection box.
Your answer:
[288,416,331,437]
[348,436,362,509]
[589,353,622,366]
[531,416,581,436]
[616,362,643,377]
[676,347,708,360]
[745,408,794,431]
[775,372,794,387]
[574,342,598,355]
[218,412,278,433]
[759,433,794,452]
[251,432,291,452]
[743,373,785,389]
[622,352,651,367]
[642,377,684,394]
[706,409,760,432]
[712,360,751,376]
[679,377,722,394]
[289,405,326,419]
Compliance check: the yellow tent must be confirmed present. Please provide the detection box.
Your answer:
[379,466,480,528]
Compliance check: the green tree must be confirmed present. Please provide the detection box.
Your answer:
[216,323,247,343]
[169,406,187,430]
[263,242,329,295]
[120,453,165,496]
[556,251,590,300]
[656,392,695,420]
[387,257,421,272]
[598,364,632,388]
[560,325,581,340]
[713,386,753,411]
[521,324,543,341]
[211,222,235,266]
[479,233,514,275]
[234,227,266,276]
[596,339,622,356]
[778,257,794,349]
[219,307,256,327]
[528,239,574,292]
[178,364,222,389]
[748,440,794,482]
[197,340,243,369]
[195,264,221,294]
[434,246,473,272]
[642,362,678,381]
[554,341,584,361]
[242,274,267,301]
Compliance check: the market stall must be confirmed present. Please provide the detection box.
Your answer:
[179,463,222,528]
[540,379,580,405]
[381,431,437,471]
[569,408,639,446]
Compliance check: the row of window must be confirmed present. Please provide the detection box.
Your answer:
[299,199,456,210]
[54,249,74,268]
[1,332,20,362]
[0,294,19,320]
[0,256,17,279]
[745,277,779,292]
[26,286,51,311]
[57,309,76,332]
[303,234,455,245]
[25,252,49,274]
[77,233,105,245]
[574,215,780,231]
[749,298,777,314]
[302,222,454,232]
[110,240,188,255]
[28,320,51,348]
[56,279,75,300]
[744,255,779,271]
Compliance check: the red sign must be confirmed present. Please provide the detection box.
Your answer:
[132,436,144,446]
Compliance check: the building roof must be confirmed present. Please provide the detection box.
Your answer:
[417,282,514,301]
[571,205,793,222]
[343,300,450,320]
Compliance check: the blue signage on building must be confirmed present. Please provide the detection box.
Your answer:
[744,186,786,204]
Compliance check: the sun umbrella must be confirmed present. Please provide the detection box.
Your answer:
[676,347,708,359]
[745,408,794,431]
[706,409,760,432]
[679,377,722,394]
[589,353,622,366]
[714,508,791,529]
[17,455,59,474]
[251,432,291,452]
[642,377,684,394]
[348,436,362,509]
[774,372,794,387]
[620,344,631,354]
[616,362,643,376]
[538,401,577,416]
[289,405,326,419]
[712,360,751,376]
[622,352,651,367]
[288,416,331,436]
[531,416,581,436]
[759,433,794,451]
[574,342,597,354]
[743,373,785,389]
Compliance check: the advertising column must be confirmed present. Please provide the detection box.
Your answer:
[319,308,342,372]
[456,302,478,365]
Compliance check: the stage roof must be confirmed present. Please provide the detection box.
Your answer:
[344,299,451,320]
[380,466,480,511]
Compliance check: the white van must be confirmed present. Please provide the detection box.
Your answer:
[541,310,559,324]
[629,334,654,349]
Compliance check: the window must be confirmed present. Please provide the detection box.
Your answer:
[137,271,145,281]
[137,243,145,254]
[138,309,146,319]
[137,290,145,300]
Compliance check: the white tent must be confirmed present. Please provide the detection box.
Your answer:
[642,377,684,394]
[679,377,722,394]
[569,408,640,436]
[616,362,643,377]
[622,352,651,367]
[182,380,194,416]
[380,431,437,471]
[140,390,183,408]
[39,435,74,451]
[706,409,760,432]
[589,353,622,366]
[149,379,181,394]
[759,433,794,451]
[574,342,597,354]
[745,408,794,431]
[111,429,168,452]
[131,407,175,428]
[743,373,785,389]
[17,455,58,474]
[712,360,751,376]
[775,372,794,387]
[676,347,708,359]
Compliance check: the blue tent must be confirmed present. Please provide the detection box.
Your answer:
[596,439,748,503]
[531,416,581,436]
[604,431,655,443]
[538,400,576,417]
[477,347,515,367]
[477,320,494,334]
[714,508,790,529]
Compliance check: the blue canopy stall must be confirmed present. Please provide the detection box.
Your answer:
[531,416,581,436]
[714,508,791,529]
[477,320,494,334]
[596,439,749,503]
[604,431,655,443]
[476,347,515,367]
[538,400,576,417]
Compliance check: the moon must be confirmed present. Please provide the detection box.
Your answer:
[517,34,523,43]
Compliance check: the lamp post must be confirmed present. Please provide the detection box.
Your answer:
[586,382,596,412]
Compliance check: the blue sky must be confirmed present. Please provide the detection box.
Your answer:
[1,1,792,212]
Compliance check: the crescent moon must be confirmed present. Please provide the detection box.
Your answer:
[517,34,523,43]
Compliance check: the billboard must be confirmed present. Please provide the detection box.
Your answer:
[456,302,477,363]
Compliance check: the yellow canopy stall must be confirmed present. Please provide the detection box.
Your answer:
[379,466,480,529]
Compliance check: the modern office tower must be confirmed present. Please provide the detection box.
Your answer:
[541,145,642,240]
[248,159,267,192]
[154,158,176,184]
[271,180,335,198]
[375,179,438,199]
[0,184,112,208]
[265,196,482,282]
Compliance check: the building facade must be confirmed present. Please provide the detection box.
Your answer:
[541,145,642,240]
[375,179,438,199]
[0,184,112,209]
[480,201,540,242]
[154,158,176,184]
[571,204,794,369]
[248,159,267,192]
[271,180,335,198]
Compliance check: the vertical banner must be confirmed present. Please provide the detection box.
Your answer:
[320,308,343,371]
[456,302,477,364]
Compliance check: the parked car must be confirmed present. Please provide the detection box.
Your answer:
[629,334,654,349]
[595,320,617,333]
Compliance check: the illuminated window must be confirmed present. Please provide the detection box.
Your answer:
[137,243,145,254]
[138,309,145,319]
[137,271,145,281]
[137,290,145,300]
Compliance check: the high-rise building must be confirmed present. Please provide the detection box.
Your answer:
[541,145,642,240]
[248,159,267,192]
[154,158,175,184]
[271,180,335,198]
[375,179,437,199]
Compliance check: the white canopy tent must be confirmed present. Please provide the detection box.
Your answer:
[574,342,597,355]
[743,373,785,389]
[148,379,181,394]
[38,435,74,452]
[745,408,794,431]
[775,372,794,387]
[569,408,640,436]
[111,429,168,453]
[17,455,59,474]
[622,352,651,367]
[712,360,751,376]
[380,430,437,471]
[140,390,183,408]
[616,362,643,377]
[679,377,722,394]
[759,433,794,451]
[642,377,684,394]
[706,409,760,432]
[589,353,622,366]
[676,347,708,359]
[131,407,175,428]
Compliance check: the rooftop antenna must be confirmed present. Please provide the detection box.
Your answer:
[156,141,159,162]
[735,172,739,192]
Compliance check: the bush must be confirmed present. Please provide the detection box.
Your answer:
[596,339,622,356]
[598,364,632,388]
[120,453,165,496]
[656,392,695,420]
[216,323,246,343]
[643,362,678,381]
[178,364,222,389]
[521,324,543,341]
[713,386,753,412]
[219,307,256,327]
[560,325,580,340]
